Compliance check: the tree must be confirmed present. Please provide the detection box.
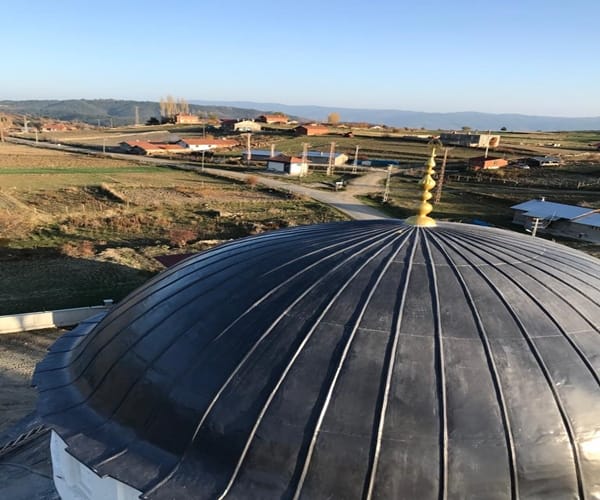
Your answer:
[159,95,190,122]
[146,117,160,126]
[327,112,341,125]
[500,126,507,131]
[461,126,472,132]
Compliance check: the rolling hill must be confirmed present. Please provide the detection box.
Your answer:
[2,99,599,131]
[192,100,600,132]
[0,99,267,127]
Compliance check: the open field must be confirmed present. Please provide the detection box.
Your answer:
[3,126,599,314]
[0,142,347,314]
[19,124,600,168]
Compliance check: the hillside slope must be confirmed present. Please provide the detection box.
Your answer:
[0,99,268,126]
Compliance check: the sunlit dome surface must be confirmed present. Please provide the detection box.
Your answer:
[35,220,600,499]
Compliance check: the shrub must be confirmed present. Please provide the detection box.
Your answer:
[168,228,197,248]
[61,240,95,258]
[245,175,259,189]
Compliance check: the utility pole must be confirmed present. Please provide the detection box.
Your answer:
[326,141,336,176]
[531,217,540,237]
[243,133,252,167]
[382,165,393,203]
[433,147,450,204]
[102,138,106,154]
[352,145,360,173]
[201,150,205,173]
[301,142,309,176]
[135,106,139,126]
[23,115,29,134]
[270,143,275,157]
[35,129,39,144]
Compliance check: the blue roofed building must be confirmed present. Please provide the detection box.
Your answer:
[511,198,600,243]
[242,149,282,162]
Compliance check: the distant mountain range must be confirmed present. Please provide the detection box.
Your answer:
[1,99,599,131]
[192,100,600,132]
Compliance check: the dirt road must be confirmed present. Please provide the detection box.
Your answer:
[198,166,391,220]
[7,137,391,220]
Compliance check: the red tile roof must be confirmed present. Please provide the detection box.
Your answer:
[182,138,237,147]
[159,143,187,151]
[123,140,165,151]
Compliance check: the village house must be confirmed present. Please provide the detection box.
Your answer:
[119,140,169,155]
[220,119,262,133]
[42,122,74,132]
[266,154,309,176]
[468,156,508,170]
[295,124,330,136]
[242,149,282,162]
[179,137,238,151]
[440,132,500,148]
[175,113,201,124]
[256,114,289,124]
[511,198,600,243]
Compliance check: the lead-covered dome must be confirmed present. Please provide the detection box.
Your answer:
[35,220,600,499]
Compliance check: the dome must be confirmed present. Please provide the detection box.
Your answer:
[34,220,600,499]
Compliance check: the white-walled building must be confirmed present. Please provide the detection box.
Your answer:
[266,154,309,176]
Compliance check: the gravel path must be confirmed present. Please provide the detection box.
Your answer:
[0,329,64,437]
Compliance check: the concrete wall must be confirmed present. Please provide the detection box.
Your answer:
[0,303,112,334]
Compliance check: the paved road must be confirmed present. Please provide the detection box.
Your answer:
[7,137,391,220]
[200,167,390,220]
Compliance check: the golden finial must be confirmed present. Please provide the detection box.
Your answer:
[405,145,437,227]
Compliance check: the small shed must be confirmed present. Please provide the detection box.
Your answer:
[468,156,508,170]
[175,114,200,124]
[295,124,330,136]
[526,156,561,167]
[306,151,349,166]
[266,154,309,176]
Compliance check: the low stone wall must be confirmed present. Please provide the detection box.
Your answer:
[0,302,112,334]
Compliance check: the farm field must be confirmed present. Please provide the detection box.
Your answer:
[0,142,347,314]
[4,126,600,314]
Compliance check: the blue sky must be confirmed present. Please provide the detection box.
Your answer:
[2,0,599,116]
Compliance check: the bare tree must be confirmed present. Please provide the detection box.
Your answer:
[327,112,341,125]
[0,114,13,142]
[159,98,167,119]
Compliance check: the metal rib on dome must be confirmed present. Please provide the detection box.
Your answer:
[34,220,600,499]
